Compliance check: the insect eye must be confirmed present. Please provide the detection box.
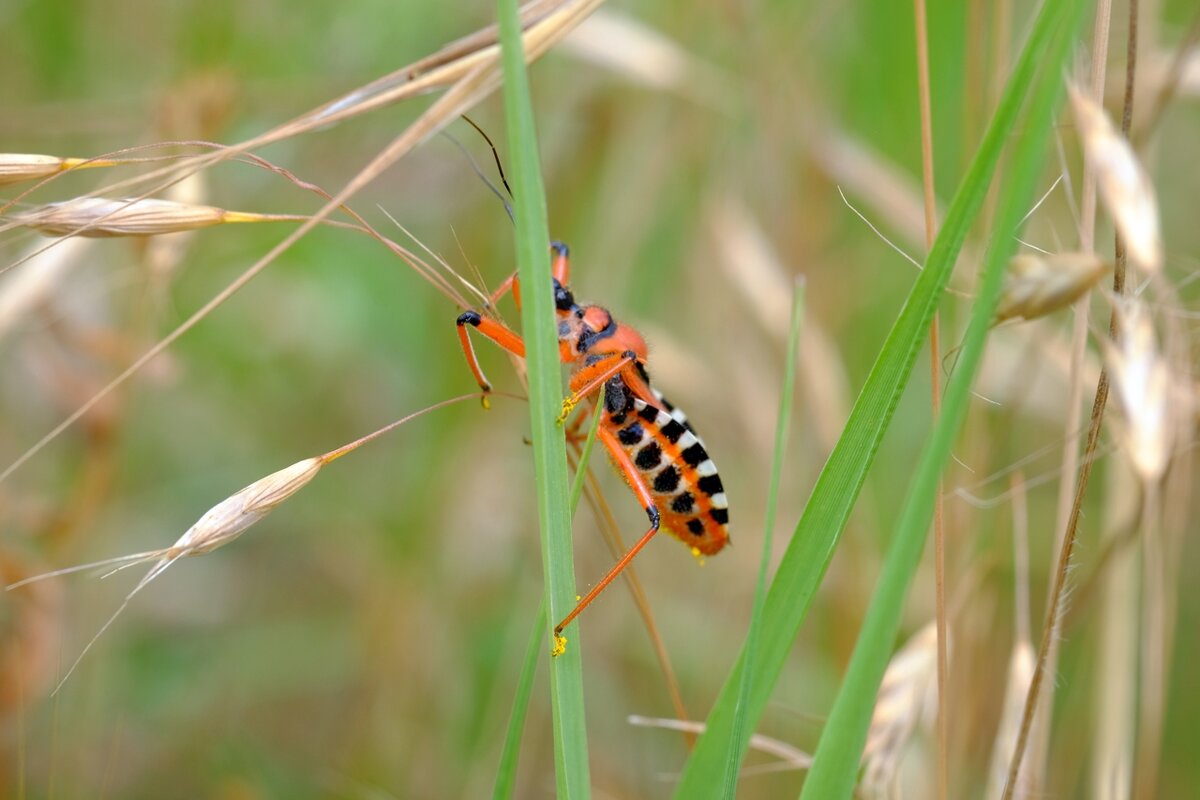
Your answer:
[574,309,584,319]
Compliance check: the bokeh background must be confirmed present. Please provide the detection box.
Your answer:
[1,0,1197,797]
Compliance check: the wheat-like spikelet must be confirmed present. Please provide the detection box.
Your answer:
[12,196,280,238]
[5,456,324,693]
[1104,298,1171,482]
[995,252,1110,323]
[860,621,940,797]
[0,153,114,186]
[1068,84,1162,273]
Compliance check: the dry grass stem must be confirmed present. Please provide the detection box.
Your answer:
[995,252,1110,323]
[561,9,731,106]
[625,716,812,769]
[1068,84,1162,273]
[860,621,940,797]
[986,642,1036,800]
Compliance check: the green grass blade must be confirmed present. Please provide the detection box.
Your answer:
[496,1,590,797]
[673,0,1084,794]
[493,392,606,800]
[492,599,546,800]
[797,1,1089,797]
[724,280,805,795]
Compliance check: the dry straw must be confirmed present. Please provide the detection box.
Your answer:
[1068,84,1163,273]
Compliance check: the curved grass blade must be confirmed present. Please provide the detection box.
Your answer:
[673,0,1086,793]
[798,0,1090,796]
[497,1,590,796]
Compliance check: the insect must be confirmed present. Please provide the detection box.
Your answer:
[455,241,730,648]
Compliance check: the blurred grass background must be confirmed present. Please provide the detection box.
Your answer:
[1,0,1197,797]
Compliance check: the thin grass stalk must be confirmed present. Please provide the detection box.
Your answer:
[672,3,1082,795]
[497,0,589,796]
[911,0,946,796]
[1093,459,1140,800]
[800,1,1089,796]
[1039,0,1113,788]
[1004,3,1141,795]
[723,280,805,795]
[493,392,605,800]
[492,599,546,800]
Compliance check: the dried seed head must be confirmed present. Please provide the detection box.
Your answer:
[5,456,324,694]
[0,154,88,186]
[996,252,1110,323]
[15,196,254,237]
[1105,300,1171,482]
[1069,85,1163,273]
[861,621,940,795]
[170,457,324,557]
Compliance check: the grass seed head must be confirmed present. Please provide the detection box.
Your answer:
[995,252,1110,323]
[15,196,244,238]
[0,153,87,186]
[170,457,324,557]
[1069,84,1163,273]
[1105,300,1171,482]
[861,621,940,795]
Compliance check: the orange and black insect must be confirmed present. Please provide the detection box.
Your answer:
[455,241,730,646]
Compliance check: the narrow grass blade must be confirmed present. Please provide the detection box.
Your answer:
[497,1,590,797]
[492,599,547,800]
[724,280,805,794]
[494,393,604,799]
[673,0,1085,793]
[798,1,1090,797]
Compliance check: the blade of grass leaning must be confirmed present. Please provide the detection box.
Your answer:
[493,390,604,800]
[798,1,1089,797]
[673,0,1082,792]
[497,1,590,797]
[723,279,805,795]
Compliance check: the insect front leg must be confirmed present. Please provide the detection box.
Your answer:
[454,311,526,407]
[557,350,639,424]
[552,424,662,654]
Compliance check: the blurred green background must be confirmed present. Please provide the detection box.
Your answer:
[2,0,1197,797]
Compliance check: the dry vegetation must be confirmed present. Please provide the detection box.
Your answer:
[1,0,1197,797]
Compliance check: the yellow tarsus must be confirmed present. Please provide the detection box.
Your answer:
[691,547,706,566]
[556,395,577,425]
[552,634,567,657]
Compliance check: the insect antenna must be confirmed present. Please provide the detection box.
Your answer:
[461,114,513,200]
[442,115,514,224]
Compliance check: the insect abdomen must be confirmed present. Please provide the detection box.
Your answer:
[608,396,729,555]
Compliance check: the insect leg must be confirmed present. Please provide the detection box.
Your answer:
[455,311,527,405]
[488,242,568,312]
[558,350,638,423]
[553,424,661,646]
